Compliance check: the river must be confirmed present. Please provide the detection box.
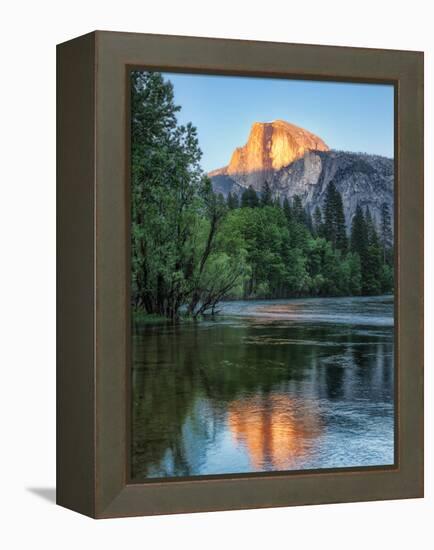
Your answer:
[131,295,394,479]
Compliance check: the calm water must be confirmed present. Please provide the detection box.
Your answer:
[131,295,394,479]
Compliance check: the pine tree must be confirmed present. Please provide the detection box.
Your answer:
[350,205,382,295]
[292,195,305,225]
[334,190,348,252]
[350,205,367,257]
[323,182,337,244]
[350,205,369,294]
[323,181,347,251]
[227,192,239,209]
[283,197,292,223]
[313,206,323,237]
[260,180,273,207]
[305,210,314,235]
[365,206,376,244]
[380,202,393,265]
[241,185,259,208]
[363,226,382,295]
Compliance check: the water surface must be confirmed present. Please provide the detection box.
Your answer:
[131,295,394,479]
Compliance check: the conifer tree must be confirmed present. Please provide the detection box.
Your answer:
[350,205,383,295]
[334,190,348,252]
[305,210,314,235]
[292,195,305,225]
[323,182,337,244]
[363,224,382,295]
[323,181,347,251]
[350,205,367,257]
[380,202,393,264]
[227,192,239,209]
[364,206,376,245]
[313,206,323,237]
[241,185,259,208]
[283,197,292,223]
[260,180,273,207]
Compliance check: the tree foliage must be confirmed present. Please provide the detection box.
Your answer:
[131,72,247,319]
[241,185,260,208]
[227,192,239,209]
[260,180,273,207]
[350,204,393,295]
[323,181,348,251]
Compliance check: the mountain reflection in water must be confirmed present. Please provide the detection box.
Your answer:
[131,296,394,479]
[228,393,322,471]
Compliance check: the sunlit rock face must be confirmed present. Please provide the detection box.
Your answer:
[209,120,329,190]
[209,120,394,230]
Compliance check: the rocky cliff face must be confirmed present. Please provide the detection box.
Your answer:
[209,120,329,190]
[209,121,393,230]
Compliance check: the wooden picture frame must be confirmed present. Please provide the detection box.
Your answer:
[57,30,424,518]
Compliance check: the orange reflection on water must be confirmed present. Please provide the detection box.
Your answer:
[227,393,322,471]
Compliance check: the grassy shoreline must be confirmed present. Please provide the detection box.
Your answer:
[133,311,199,325]
[133,293,394,325]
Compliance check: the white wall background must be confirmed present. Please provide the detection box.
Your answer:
[1,1,432,547]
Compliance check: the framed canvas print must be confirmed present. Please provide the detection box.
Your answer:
[57,31,423,518]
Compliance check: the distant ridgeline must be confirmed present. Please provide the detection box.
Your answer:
[131,72,394,321]
[209,120,394,232]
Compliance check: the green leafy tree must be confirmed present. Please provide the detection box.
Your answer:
[131,71,245,320]
[187,192,250,316]
[131,71,206,319]
[227,206,310,298]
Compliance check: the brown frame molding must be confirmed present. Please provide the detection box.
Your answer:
[57,30,424,519]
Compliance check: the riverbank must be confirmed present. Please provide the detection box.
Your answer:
[217,295,394,326]
[134,295,394,327]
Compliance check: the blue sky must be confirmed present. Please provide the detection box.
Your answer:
[161,72,394,173]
